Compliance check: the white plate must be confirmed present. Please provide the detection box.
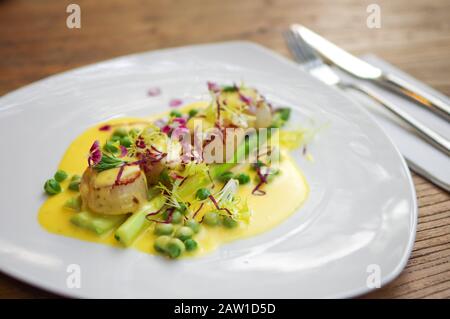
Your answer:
[0,42,417,298]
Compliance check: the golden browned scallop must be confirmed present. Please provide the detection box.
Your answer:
[80,166,148,215]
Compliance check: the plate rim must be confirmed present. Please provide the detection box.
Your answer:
[0,40,418,299]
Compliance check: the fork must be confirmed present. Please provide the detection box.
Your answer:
[284,30,450,157]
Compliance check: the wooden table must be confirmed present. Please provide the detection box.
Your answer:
[0,0,448,299]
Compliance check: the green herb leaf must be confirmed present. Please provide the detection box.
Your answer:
[221,85,238,92]
[94,153,125,172]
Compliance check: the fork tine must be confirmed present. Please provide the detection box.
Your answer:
[300,36,321,62]
[294,30,318,62]
[284,29,322,69]
[284,31,304,61]
[285,32,306,64]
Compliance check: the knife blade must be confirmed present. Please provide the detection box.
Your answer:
[290,24,450,121]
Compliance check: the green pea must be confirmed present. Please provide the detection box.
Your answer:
[54,170,68,182]
[154,223,174,236]
[176,202,188,215]
[203,211,219,226]
[184,239,198,252]
[185,219,200,233]
[104,141,119,154]
[175,226,194,241]
[113,127,128,138]
[154,235,171,253]
[222,216,238,229]
[120,136,132,148]
[170,110,182,118]
[110,135,121,142]
[71,174,81,182]
[64,196,81,211]
[171,211,183,224]
[196,188,210,200]
[278,108,291,121]
[167,238,185,258]
[235,173,250,185]
[44,179,61,195]
[217,171,233,183]
[68,180,80,191]
[188,109,198,118]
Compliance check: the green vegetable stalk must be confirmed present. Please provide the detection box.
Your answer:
[114,194,166,246]
[70,211,128,235]
[115,171,212,246]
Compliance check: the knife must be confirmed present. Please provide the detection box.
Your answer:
[291,24,450,122]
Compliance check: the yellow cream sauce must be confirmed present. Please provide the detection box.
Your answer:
[38,102,309,257]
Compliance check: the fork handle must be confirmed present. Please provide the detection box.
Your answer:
[378,73,450,122]
[345,82,450,156]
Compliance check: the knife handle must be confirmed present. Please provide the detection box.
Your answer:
[379,73,450,122]
[346,82,450,156]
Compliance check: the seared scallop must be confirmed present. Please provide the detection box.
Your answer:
[80,166,148,215]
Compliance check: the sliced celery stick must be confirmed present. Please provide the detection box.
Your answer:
[70,211,128,235]
[114,194,166,246]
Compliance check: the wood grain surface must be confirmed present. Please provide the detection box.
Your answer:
[0,0,449,299]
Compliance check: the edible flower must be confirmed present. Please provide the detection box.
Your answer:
[161,125,171,134]
[88,140,102,166]
[239,93,253,105]
[119,145,128,158]
[161,117,188,137]
[207,81,220,93]
[135,137,146,149]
